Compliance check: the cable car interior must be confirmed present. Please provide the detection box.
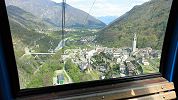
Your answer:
[0,0,178,99]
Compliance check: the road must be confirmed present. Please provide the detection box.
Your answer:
[63,69,73,83]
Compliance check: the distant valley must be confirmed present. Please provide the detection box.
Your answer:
[97,16,118,25]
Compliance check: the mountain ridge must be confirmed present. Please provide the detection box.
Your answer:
[7,5,57,31]
[5,0,106,28]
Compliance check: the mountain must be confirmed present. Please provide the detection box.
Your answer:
[97,16,118,25]
[7,5,61,55]
[7,5,57,31]
[5,0,106,28]
[96,0,173,50]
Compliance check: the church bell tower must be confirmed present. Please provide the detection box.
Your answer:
[132,33,137,52]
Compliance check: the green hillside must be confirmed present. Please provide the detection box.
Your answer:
[96,0,172,50]
[9,18,60,88]
[9,19,60,53]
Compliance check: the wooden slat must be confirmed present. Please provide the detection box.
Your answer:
[17,77,173,100]
[60,82,175,100]
[129,91,176,100]
[57,77,167,99]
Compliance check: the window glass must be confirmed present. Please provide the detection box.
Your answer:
[5,0,173,89]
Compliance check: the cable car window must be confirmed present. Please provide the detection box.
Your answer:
[4,0,173,89]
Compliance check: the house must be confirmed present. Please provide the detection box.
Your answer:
[79,62,89,71]
[141,57,149,65]
[120,64,126,74]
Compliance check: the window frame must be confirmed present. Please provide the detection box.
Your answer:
[0,0,177,98]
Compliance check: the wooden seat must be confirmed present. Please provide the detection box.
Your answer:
[17,77,177,100]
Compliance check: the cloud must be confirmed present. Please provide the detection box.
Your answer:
[51,0,150,17]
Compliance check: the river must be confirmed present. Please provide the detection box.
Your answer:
[54,38,68,52]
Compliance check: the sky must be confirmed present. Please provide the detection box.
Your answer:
[51,0,150,17]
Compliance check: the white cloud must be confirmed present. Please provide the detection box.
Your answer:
[51,0,150,17]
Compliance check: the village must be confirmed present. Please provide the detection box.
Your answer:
[23,32,161,85]
[53,33,161,85]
